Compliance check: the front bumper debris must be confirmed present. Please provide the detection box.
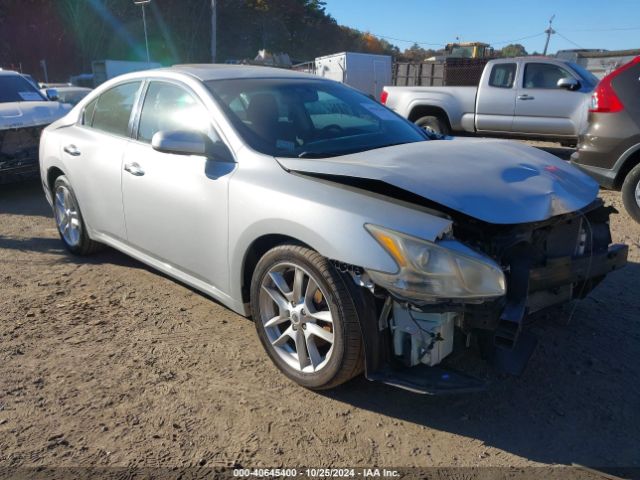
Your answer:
[529,243,627,292]
[368,365,487,395]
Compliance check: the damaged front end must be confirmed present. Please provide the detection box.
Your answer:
[0,125,46,183]
[342,200,627,395]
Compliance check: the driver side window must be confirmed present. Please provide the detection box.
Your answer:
[137,82,217,143]
[523,63,573,89]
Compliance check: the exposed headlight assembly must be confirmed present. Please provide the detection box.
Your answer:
[365,224,506,302]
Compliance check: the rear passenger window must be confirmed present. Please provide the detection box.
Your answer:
[489,64,516,88]
[91,82,141,136]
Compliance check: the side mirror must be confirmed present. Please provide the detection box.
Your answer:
[45,88,59,101]
[151,130,233,161]
[557,77,580,91]
[152,130,209,156]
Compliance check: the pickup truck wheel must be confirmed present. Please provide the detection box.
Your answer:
[250,245,364,390]
[621,163,640,223]
[415,115,450,136]
[53,175,103,255]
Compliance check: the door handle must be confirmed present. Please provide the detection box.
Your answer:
[517,95,535,100]
[124,162,145,176]
[63,144,81,156]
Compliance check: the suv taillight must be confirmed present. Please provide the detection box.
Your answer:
[590,56,640,113]
[380,90,388,104]
[590,81,624,113]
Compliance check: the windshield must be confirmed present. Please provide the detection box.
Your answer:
[0,75,46,103]
[206,78,427,158]
[58,88,91,106]
[568,62,599,88]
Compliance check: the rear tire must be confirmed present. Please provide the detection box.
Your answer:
[250,244,363,390]
[621,163,640,223]
[415,115,451,136]
[52,175,102,255]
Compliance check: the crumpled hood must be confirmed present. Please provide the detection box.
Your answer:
[278,138,599,224]
[0,101,71,130]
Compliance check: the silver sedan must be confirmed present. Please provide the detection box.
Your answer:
[39,65,626,393]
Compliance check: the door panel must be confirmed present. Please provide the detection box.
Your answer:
[476,62,517,132]
[513,62,586,136]
[63,127,129,241]
[63,81,143,240]
[121,80,234,292]
[122,143,233,291]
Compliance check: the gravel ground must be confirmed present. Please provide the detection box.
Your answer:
[1,150,639,474]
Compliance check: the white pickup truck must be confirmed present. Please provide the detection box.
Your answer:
[381,57,599,144]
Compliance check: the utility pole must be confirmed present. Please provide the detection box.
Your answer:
[543,14,556,56]
[211,0,217,63]
[134,0,152,62]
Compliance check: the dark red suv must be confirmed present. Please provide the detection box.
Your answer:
[571,56,640,222]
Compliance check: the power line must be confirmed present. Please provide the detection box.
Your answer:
[490,32,546,46]
[370,31,547,49]
[368,33,444,47]
[563,26,640,32]
[370,24,629,52]
[555,31,585,49]
[368,23,640,50]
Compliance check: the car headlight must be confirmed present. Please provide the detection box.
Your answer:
[365,224,506,302]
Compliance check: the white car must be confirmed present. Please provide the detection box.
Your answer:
[0,70,70,182]
[38,65,627,393]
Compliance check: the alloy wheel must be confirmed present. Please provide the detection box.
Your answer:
[54,185,82,247]
[258,262,335,373]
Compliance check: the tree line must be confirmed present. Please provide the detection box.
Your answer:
[0,0,399,81]
[0,0,535,82]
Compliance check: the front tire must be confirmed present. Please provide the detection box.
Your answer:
[250,245,363,390]
[621,163,640,224]
[52,175,102,255]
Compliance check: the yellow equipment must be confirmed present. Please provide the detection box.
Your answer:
[445,42,493,59]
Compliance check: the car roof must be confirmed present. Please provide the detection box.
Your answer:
[162,64,316,82]
[489,56,573,64]
[55,86,92,91]
[0,69,22,77]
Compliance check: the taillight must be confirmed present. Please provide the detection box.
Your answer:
[589,56,639,113]
[380,90,388,104]
[590,81,624,113]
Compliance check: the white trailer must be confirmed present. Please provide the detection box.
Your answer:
[314,52,392,98]
[92,60,162,87]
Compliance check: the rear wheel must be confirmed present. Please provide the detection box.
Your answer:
[53,175,102,255]
[621,163,640,223]
[250,245,363,390]
[414,115,451,136]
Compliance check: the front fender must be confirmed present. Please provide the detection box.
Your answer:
[227,164,453,308]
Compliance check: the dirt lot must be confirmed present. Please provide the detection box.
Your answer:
[1,153,639,473]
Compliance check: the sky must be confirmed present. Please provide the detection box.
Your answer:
[322,0,640,54]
